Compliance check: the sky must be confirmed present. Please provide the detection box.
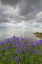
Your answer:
[0,0,42,27]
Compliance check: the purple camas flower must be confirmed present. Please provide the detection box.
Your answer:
[24,43,30,52]
[37,40,42,44]
[5,38,10,44]
[19,42,24,47]
[28,44,31,46]
[4,46,9,50]
[13,35,16,40]
[24,38,29,43]
[17,48,23,54]
[35,50,41,55]
[0,41,4,46]
[14,56,20,61]
[26,47,30,52]
[9,38,14,44]
[5,38,14,45]
[20,37,25,42]
[31,50,35,54]
[31,41,38,47]
[13,36,18,42]
[15,43,20,49]
[15,43,19,46]
[25,43,29,47]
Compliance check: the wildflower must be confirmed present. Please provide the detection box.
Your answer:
[31,50,35,54]
[14,57,20,61]
[37,40,42,44]
[17,49,23,54]
[35,50,41,55]
[0,41,4,46]
[31,42,38,47]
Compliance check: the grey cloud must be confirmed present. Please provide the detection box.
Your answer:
[0,14,9,23]
[0,18,8,23]
[14,15,36,22]
[1,0,20,7]
[36,18,42,23]
[1,0,42,16]
[0,7,9,23]
[0,0,42,24]
[19,0,41,16]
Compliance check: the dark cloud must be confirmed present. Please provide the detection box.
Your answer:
[1,0,42,17]
[0,5,9,23]
[0,18,9,23]
[19,0,41,16]
[0,0,42,25]
[14,14,36,24]
[0,14,9,23]
[1,0,20,7]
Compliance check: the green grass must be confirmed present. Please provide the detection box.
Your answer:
[0,36,42,64]
[0,44,42,64]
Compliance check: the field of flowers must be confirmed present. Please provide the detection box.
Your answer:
[0,36,42,64]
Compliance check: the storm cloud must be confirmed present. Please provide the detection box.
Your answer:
[1,0,20,7]
[0,0,42,27]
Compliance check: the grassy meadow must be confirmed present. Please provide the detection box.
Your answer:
[0,36,42,64]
